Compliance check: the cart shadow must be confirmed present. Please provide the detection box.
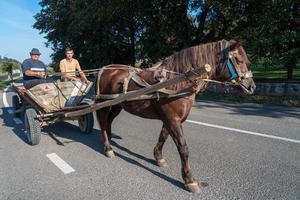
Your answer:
[45,122,190,191]
[1,107,28,144]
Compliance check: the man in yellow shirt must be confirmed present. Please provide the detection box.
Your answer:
[59,48,89,83]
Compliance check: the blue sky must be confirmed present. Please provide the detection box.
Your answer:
[0,0,52,64]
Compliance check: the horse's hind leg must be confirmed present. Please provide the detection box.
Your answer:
[153,125,169,167]
[96,107,115,158]
[107,105,122,141]
[166,121,201,193]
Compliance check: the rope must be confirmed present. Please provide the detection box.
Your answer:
[201,79,236,86]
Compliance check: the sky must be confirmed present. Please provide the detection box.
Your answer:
[0,0,52,64]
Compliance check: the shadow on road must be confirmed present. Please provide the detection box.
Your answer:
[1,86,205,191]
[1,107,28,144]
[193,100,300,119]
[44,122,190,191]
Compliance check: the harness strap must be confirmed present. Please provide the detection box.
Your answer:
[123,68,136,93]
[131,73,151,88]
[126,67,178,95]
[96,68,105,96]
[226,59,238,80]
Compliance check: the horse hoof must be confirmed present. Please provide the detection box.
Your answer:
[157,158,167,167]
[185,181,201,193]
[106,150,115,158]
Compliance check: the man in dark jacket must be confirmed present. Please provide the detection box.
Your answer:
[21,48,52,89]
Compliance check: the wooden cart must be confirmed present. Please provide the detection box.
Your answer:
[11,80,94,145]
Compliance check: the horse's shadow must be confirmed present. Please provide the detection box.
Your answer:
[43,121,188,191]
[1,108,207,192]
[0,100,187,190]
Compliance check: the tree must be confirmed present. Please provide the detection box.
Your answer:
[34,0,299,78]
[34,0,196,68]
[190,0,300,79]
[0,59,20,81]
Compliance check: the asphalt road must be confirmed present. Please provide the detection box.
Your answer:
[0,87,299,200]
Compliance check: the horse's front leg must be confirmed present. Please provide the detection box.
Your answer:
[154,125,169,167]
[167,121,201,193]
[96,108,115,158]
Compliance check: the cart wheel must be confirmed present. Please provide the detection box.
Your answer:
[78,112,94,134]
[12,95,21,117]
[24,108,41,145]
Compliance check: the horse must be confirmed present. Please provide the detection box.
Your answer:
[94,40,256,193]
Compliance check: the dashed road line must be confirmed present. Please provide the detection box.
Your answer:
[186,119,300,144]
[46,153,75,174]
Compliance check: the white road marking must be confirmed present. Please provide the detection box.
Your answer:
[46,153,75,174]
[13,118,23,124]
[2,87,10,108]
[186,120,300,144]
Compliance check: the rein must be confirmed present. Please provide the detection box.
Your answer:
[48,65,181,77]
[50,65,236,87]
[48,51,245,89]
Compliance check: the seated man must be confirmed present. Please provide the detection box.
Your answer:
[21,48,52,89]
[59,48,89,83]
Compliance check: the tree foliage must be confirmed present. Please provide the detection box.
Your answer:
[34,0,300,78]
[0,57,20,80]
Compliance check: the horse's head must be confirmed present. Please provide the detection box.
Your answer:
[217,40,256,95]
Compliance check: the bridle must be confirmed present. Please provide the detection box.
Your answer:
[220,47,253,84]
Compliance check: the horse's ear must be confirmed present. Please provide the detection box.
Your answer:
[229,40,244,50]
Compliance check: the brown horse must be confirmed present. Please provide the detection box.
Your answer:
[95,40,256,193]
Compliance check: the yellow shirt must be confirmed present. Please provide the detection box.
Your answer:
[59,58,80,77]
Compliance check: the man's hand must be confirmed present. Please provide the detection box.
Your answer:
[25,70,47,78]
[36,71,47,78]
[71,77,80,82]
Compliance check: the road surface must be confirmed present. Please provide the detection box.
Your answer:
[1,87,299,200]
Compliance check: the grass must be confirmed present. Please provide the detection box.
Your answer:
[253,69,300,79]
[197,93,300,107]
[0,80,13,90]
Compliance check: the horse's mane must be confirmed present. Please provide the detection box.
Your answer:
[153,40,250,74]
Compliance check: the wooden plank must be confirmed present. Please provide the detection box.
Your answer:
[64,64,211,118]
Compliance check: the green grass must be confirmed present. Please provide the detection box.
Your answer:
[253,69,300,79]
[0,80,13,90]
[197,93,300,107]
